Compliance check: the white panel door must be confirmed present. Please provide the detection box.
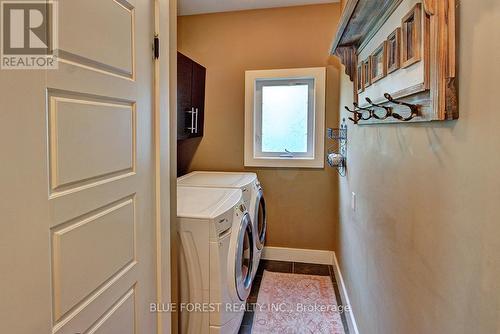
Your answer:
[0,0,159,333]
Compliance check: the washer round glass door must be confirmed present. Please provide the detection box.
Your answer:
[235,213,254,301]
[255,189,267,250]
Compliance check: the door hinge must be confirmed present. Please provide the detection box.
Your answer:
[153,35,160,59]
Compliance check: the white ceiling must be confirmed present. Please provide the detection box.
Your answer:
[179,0,339,16]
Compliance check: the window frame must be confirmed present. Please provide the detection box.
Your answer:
[244,67,326,168]
[255,78,315,159]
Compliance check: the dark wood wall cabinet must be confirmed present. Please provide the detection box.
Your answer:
[177,52,206,140]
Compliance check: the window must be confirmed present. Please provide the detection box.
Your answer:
[244,68,325,168]
[258,79,313,157]
[401,3,422,68]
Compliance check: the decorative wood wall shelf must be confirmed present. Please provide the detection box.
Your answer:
[331,0,458,124]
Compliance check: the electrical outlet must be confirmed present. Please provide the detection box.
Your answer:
[351,192,356,212]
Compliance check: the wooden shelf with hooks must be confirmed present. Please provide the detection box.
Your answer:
[331,0,458,124]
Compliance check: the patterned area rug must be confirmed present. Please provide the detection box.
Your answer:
[252,271,345,334]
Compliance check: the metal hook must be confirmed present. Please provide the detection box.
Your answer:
[344,105,357,113]
[348,117,358,124]
[365,97,392,120]
[353,102,373,120]
[383,93,420,121]
[344,105,361,124]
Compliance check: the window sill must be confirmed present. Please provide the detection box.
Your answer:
[244,157,324,169]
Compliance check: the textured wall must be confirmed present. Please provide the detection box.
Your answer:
[178,4,341,250]
[337,0,500,333]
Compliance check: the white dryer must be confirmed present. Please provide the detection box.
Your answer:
[177,186,255,334]
[177,171,266,279]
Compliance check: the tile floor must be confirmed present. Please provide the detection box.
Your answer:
[238,260,350,334]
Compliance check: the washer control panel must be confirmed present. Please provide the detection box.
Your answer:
[215,210,232,235]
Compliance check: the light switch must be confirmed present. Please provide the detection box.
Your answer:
[351,192,356,212]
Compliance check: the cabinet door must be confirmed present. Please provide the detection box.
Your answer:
[190,61,206,138]
[177,52,193,141]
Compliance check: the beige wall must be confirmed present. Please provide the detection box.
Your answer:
[178,4,341,250]
[337,0,500,333]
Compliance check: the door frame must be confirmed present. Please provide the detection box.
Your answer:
[154,0,177,333]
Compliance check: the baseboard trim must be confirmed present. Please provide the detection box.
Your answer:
[332,252,360,334]
[262,246,334,265]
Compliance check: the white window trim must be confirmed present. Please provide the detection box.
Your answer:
[244,67,326,168]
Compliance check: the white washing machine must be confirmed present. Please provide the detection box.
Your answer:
[177,171,266,279]
[177,186,255,334]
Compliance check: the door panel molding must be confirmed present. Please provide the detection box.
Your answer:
[57,50,135,80]
[57,0,135,79]
[47,89,136,198]
[51,196,137,322]
[83,286,136,334]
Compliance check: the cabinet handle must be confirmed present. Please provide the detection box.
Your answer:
[191,107,195,133]
[186,107,195,133]
[194,108,199,134]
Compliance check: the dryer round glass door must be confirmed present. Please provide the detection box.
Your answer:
[235,213,254,301]
[255,189,267,250]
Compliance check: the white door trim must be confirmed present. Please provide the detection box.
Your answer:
[154,0,176,333]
